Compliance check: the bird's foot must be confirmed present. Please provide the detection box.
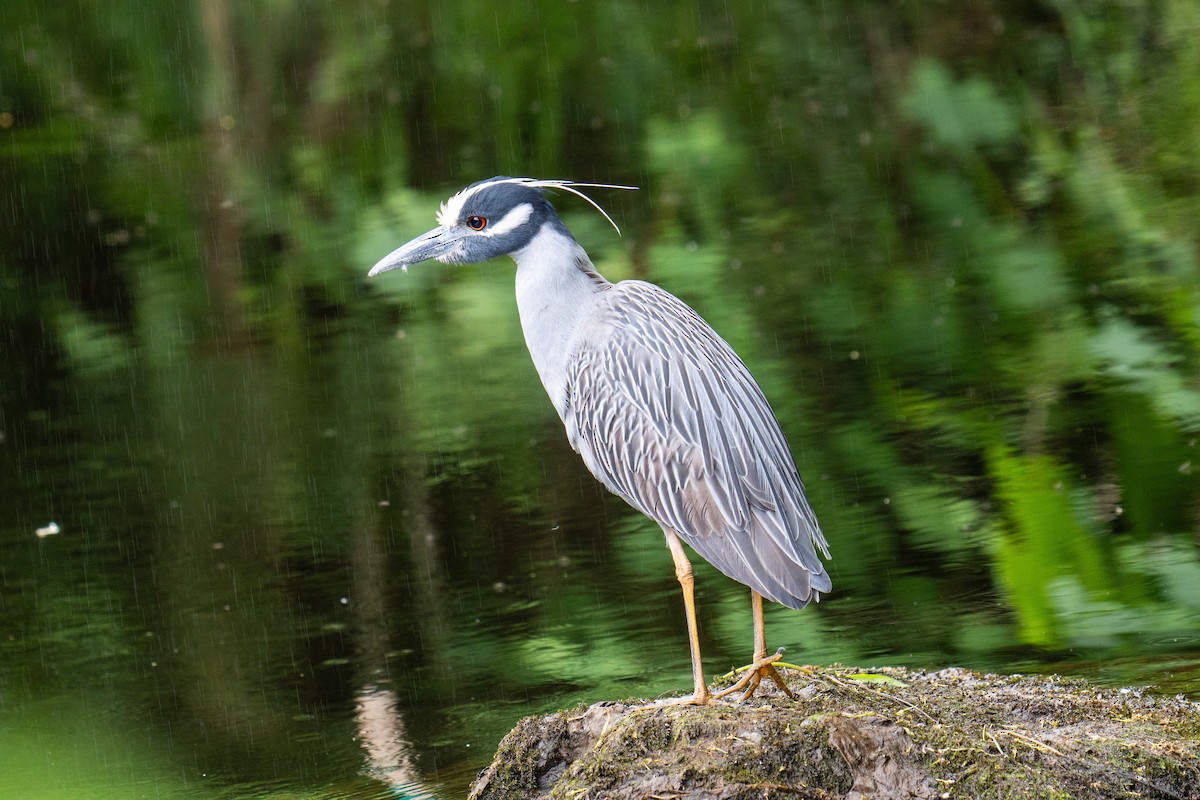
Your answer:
[657,690,713,706]
[713,647,796,702]
[637,686,714,709]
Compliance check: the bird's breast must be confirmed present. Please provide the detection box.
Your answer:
[512,233,612,419]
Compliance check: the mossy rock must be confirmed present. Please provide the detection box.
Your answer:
[470,666,1200,799]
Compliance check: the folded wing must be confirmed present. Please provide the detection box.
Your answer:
[563,280,831,609]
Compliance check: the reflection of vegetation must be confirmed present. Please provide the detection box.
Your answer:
[2,0,1199,796]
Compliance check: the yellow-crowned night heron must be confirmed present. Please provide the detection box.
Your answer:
[369,177,831,703]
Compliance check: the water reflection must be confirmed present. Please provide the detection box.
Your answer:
[349,461,441,798]
[3,251,1199,798]
[3,225,1198,799]
[355,685,435,797]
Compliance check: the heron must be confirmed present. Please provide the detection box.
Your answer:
[368,177,831,704]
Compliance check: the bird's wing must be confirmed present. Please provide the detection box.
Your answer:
[563,280,831,608]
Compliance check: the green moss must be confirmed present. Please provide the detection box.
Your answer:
[473,667,1200,800]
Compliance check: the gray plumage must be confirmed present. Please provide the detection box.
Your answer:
[369,176,831,611]
[566,281,830,608]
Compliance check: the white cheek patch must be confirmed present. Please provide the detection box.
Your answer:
[482,203,533,238]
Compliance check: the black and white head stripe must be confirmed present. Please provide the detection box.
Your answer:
[437,177,638,235]
[366,177,638,275]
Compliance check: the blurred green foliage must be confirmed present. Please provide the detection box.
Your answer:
[1,0,1199,796]
[3,0,1197,673]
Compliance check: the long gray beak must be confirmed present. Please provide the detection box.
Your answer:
[368,226,468,276]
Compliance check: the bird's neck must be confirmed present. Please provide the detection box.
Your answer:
[511,222,610,417]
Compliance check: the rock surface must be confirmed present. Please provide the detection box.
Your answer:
[469,666,1200,800]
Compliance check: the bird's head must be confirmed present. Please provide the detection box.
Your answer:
[368,177,636,276]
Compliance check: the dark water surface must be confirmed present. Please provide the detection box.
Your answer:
[3,244,1198,799]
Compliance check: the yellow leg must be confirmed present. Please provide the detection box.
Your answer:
[752,589,768,661]
[665,529,711,704]
[714,590,796,701]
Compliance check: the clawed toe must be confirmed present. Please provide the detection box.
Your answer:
[713,648,796,702]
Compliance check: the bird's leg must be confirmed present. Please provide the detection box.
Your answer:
[664,530,711,704]
[751,588,768,660]
[714,590,796,701]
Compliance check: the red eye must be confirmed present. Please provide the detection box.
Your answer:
[466,215,488,231]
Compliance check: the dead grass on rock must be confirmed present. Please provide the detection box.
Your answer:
[470,666,1200,800]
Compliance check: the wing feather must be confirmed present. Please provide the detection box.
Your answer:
[564,281,831,609]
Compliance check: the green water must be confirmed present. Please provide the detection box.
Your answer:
[3,1,1200,797]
